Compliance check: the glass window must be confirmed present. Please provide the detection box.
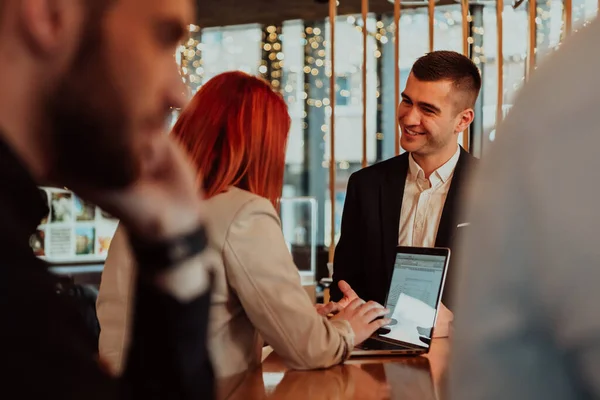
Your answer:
[175,5,584,252]
[336,75,351,106]
[323,14,379,247]
[281,20,306,200]
[479,3,528,154]
[434,7,464,53]
[573,0,599,30]
[201,24,263,84]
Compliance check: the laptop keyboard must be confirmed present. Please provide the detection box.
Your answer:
[358,337,411,351]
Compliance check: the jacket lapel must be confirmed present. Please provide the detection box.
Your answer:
[435,147,473,248]
[380,154,409,278]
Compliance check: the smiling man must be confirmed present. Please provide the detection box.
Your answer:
[331,51,480,322]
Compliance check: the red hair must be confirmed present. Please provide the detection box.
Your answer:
[172,71,291,208]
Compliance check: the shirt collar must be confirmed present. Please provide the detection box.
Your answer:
[408,145,461,185]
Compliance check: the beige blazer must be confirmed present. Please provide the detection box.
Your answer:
[97,187,354,379]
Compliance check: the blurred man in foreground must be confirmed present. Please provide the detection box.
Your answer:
[0,0,214,398]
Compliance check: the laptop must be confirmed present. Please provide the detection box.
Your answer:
[352,246,451,356]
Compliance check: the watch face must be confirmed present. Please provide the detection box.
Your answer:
[169,242,190,260]
[131,225,207,271]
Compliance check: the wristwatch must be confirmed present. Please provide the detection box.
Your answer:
[129,224,208,274]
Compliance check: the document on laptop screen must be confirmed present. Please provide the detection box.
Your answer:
[379,253,446,347]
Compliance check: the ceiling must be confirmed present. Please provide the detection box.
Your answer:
[196,0,460,28]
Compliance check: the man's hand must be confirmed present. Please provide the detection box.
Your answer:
[69,136,204,241]
[433,302,454,338]
[337,280,359,308]
[77,135,213,301]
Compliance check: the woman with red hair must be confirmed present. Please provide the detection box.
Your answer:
[96,71,389,381]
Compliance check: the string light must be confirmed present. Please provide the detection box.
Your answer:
[176,6,594,157]
[303,24,328,114]
[260,25,283,91]
[178,26,203,95]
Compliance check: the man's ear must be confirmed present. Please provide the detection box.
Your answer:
[19,0,81,57]
[455,108,474,134]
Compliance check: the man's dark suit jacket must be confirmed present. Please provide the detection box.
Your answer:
[331,147,478,309]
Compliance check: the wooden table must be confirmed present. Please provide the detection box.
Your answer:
[218,339,450,399]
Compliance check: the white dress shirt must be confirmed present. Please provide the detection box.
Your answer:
[398,145,461,247]
[397,146,460,337]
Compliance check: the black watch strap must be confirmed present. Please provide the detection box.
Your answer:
[129,224,208,274]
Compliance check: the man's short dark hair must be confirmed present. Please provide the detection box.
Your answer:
[411,50,482,109]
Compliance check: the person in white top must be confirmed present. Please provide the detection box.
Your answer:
[331,51,480,335]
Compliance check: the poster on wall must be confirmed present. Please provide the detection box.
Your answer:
[32,187,119,264]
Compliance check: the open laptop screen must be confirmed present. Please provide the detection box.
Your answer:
[379,248,449,349]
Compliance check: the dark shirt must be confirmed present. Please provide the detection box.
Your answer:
[0,137,214,399]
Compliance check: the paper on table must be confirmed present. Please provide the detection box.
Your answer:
[380,293,436,345]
